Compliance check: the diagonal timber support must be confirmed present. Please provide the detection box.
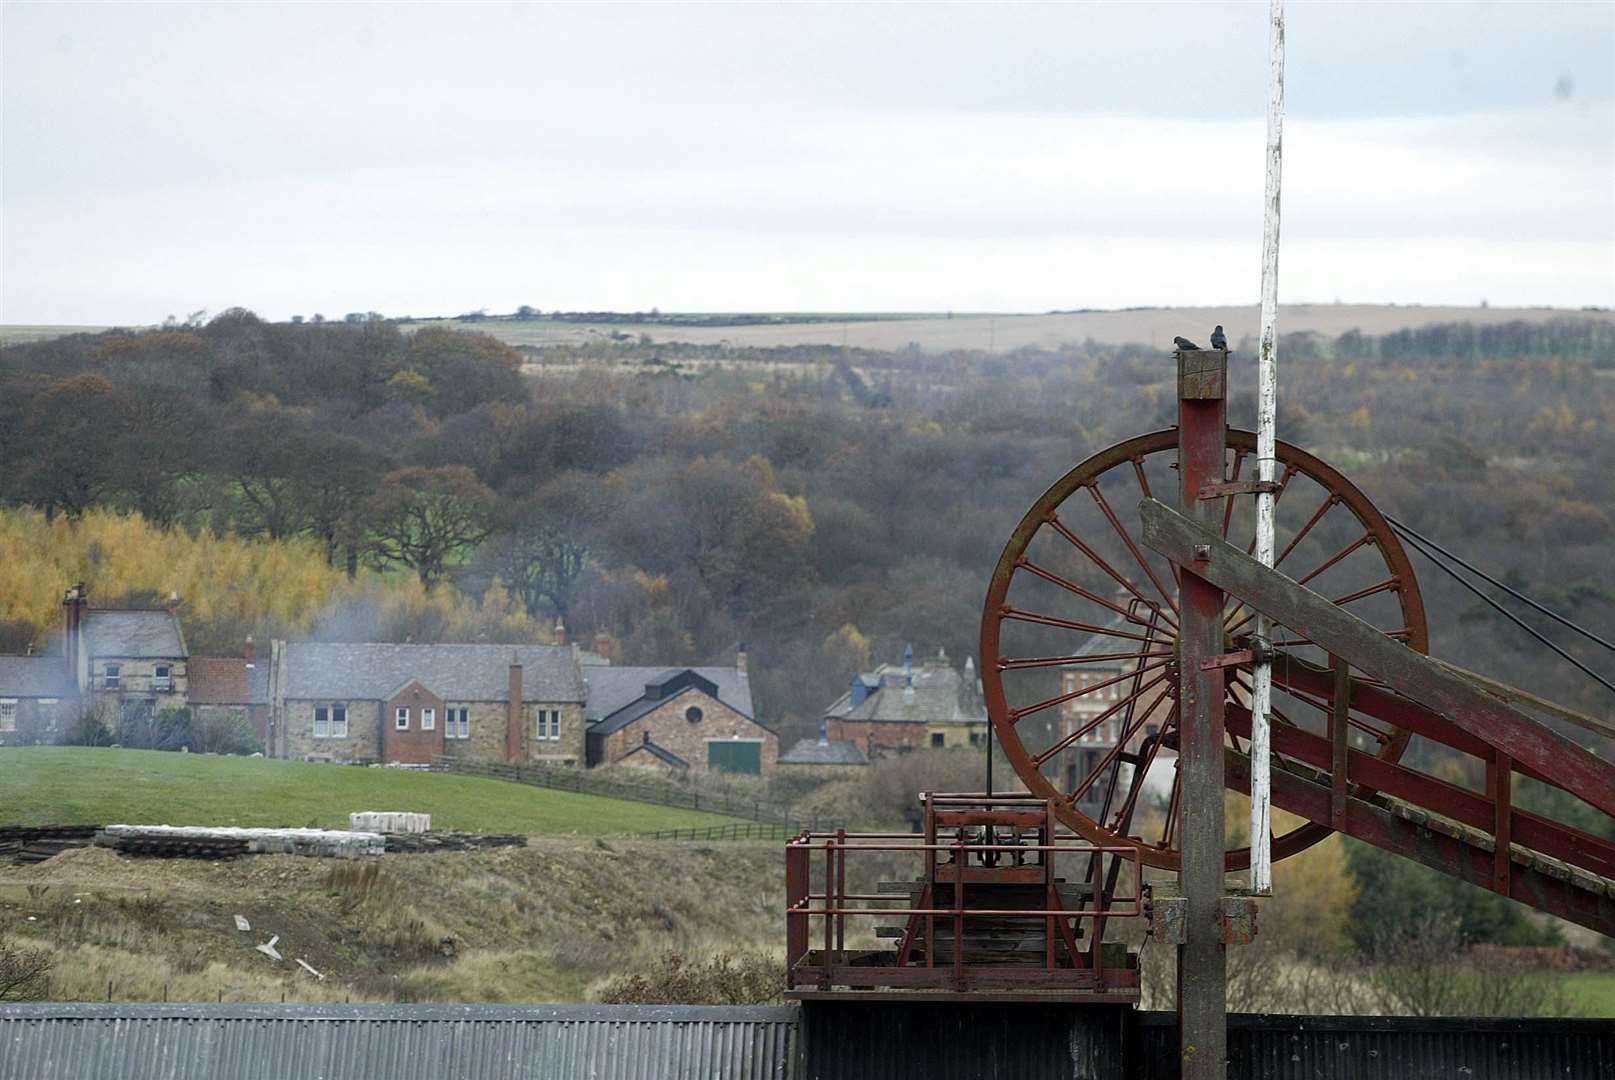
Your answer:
[1138,497,1615,819]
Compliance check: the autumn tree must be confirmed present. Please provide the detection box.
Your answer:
[365,466,496,590]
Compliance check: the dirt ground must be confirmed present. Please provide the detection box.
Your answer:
[0,839,784,1004]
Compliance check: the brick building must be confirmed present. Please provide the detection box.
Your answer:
[267,641,586,765]
[187,643,271,747]
[583,660,774,775]
[823,646,987,760]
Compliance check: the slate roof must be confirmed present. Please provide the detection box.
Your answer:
[623,737,690,769]
[188,657,268,706]
[0,656,75,698]
[778,737,870,766]
[281,642,584,702]
[82,609,186,659]
[583,665,753,724]
[823,660,985,725]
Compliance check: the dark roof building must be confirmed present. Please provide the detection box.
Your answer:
[0,655,76,699]
[584,664,753,723]
[778,734,870,767]
[277,642,584,703]
[80,608,187,659]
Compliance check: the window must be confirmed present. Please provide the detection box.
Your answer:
[331,704,348,738]
[931,732,945,748]
[0,700,15,732]
[685,705,703,724]
[447,707,470,739]
[395,706,410,730]
[312,704,348,739]
[534,708,561,741]
[104,664,121,690]
[969,731,985,748]
[314,706,329,738]
[422,707,436,731]
[154,665,172,691]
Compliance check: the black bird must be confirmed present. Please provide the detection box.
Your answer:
[1210,325,1228,350]
[1173,335,1201,351]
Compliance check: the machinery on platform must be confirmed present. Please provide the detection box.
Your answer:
[785,347,1614,1064]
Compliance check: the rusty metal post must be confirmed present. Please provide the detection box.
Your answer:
[1176,347,1228,1079]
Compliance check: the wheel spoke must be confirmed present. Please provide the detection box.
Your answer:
[1067,688,1174,802]
[1031,673,1171,768]
[1001,606,1164,643]
[1223,449,1247,539]
[1088,483,1181,616]
[1009,659,1173,723]
[1293,533,1374,589]
[1047,514,1179,631]
[1244,463,1301,555]
[997,649,1173,672]
[1015,558,1160,626]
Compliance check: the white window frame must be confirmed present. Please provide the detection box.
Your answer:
[395,705,410,730]
[0,699,16,732]
[448,707,470,740]
[154,664,172,692]
[104,664,121,690]
[422,706,436,731]
[549,709,561,740]
[331,703,348,738]
[537,708,562,741]
[313,705,330,739]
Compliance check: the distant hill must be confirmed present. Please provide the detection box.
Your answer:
[8,304,1609,351]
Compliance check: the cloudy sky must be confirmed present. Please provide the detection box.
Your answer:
[3,1,1611,324]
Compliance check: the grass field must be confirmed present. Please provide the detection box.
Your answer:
[1565,972,1615,1017]
[0,747,743,834]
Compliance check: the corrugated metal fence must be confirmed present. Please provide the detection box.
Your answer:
[5,1002,1612,1079]
[1136,1012,1615,1079]
[0,1003,798,1080]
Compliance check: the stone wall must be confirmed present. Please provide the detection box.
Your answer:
[281,699,382,762]
[519,702,585,766]
[0,697,76,747]
[826,718,926,758]
[88,657,187,716]
[599,690,776,775]
[439,702,509,761]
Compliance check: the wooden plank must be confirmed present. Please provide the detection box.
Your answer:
[1139,497,1615,818]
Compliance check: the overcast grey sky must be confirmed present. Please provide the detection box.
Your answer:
[3,1,1612,324]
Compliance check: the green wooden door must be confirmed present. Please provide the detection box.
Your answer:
[708,740,762,775]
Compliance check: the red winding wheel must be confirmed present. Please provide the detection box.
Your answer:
[980,429,1428,872]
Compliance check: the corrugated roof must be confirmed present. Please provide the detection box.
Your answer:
[823,662,984,725]
[81,609,186,659]
[0,1003,799,1080]
[281,642,584,703]
[584,665,753,723]
[778,738,869,766]
[0,655,75,698]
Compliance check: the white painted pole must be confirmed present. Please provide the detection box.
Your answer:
[1251,0,1285,897]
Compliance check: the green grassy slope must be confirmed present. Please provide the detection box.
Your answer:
[0,747,742,833]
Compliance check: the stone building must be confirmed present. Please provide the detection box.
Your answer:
[267,641,586,765]
[823,646,987,760]
[777,721,870,772]
[0,655,77,747]
[583,660,774,775]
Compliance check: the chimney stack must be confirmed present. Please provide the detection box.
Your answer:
[244,634,255,668]
[736,642,748,675]
[507,656,523,762]
[553,618,567,647]
[62,583,87,681]
[165,590,181,615]
[594,631,611,663]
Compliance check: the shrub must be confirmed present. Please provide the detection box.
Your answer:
[595,951,782,1005]
[0,938,52,1001]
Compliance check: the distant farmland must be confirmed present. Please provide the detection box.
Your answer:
[6,303,1608,351]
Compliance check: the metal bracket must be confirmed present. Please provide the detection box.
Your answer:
[1146,893,1187,945]
[1199,650,1254,672]
[1198,479,1282,500]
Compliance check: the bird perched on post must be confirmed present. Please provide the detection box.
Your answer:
[1210,325,1228,351]
[1173,335,1201,351]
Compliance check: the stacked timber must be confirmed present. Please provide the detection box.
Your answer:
[96,830,250,860]
[0,825,101,863]
[383,831,527,853]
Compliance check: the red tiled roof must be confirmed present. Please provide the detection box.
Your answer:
[187,657,252,704]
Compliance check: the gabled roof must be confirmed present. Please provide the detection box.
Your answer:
[823,659,984,725]
[0,655,75,698]
[591,678,746,738]
[281,642,584,703]
[621,737,690,769]
[583,665,753,724]
[187,657,253,705]
[82,609,186,659]
[778,738,869,766]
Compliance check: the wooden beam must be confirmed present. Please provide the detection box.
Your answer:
[1138,496,1615,819]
